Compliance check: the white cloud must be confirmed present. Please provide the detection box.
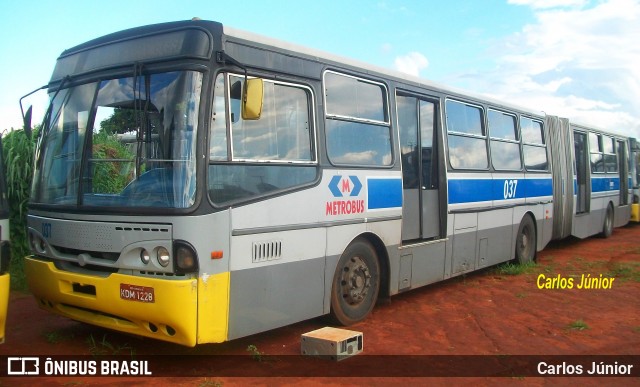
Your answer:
[458,0,640,138]
[394,52,429,77]
[507,0,587,9]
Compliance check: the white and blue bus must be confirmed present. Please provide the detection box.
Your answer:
[23,20,632,346]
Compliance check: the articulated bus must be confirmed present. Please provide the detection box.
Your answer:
[0,136,10,343]
[23,20,633,346]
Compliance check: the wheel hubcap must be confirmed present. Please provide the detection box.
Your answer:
[340,256,371,305]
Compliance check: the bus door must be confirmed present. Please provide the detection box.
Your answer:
[397,95,441,241]
[574,130,589,214]
[618,140,629,206]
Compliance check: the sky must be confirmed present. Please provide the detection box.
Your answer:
[1,0,639,139]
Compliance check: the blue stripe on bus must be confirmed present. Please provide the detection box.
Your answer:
[367,178,403,210]
[527,178,553,197]
[448,178,553,204]
[448,179,493,204]
[591,177,620,192]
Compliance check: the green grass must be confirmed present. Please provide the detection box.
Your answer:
[567,319,589,331]
[494,261,538,276]
[44,330,66,344]
[199,379,223,387]
[571,256,608,270]
[86,333,136,356]
[605,263,640,283]
[246,344,264,362]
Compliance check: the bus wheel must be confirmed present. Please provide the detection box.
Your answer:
[515,215,536,264]
[601,204,614,238]
[330,239,380,326]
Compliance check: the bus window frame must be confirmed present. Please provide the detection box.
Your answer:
[520,116,549,172]
[587,130,620,175]
[226,73,318,164]
[322,69,394,168]
[487,108,523,172]
[444,98,490,171]
[207,72,321,207]
[602,135,618,173]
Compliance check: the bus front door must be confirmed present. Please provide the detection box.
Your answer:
[398,95,441,241]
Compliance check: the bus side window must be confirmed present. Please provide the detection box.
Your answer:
[589,132,604,173]
[521,117,548,171]
[488,109,522,171]
[445,100,488,170]
[420,100,436,188]
[208,75,316,205]
[324,71,392,167]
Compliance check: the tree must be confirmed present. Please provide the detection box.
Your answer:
[99,107,139,135]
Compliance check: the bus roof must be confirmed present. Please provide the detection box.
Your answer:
[223,25,546,119]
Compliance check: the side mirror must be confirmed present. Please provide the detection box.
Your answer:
[23,105,33,138]
[242,78,264,120]
[20,84,49,139]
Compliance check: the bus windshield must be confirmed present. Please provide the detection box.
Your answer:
[31,71,202,209]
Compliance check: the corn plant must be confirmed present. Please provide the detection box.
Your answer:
[2,127,37,290]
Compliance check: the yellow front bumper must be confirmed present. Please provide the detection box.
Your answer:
[25,257,229,346]
[0,273,8,344]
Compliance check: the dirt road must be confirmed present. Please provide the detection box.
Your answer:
[1,224,639,386]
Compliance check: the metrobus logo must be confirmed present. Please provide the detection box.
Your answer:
[328,175,362,197]
[326,175,365,216]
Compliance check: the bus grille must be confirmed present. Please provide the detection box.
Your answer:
[252,240,282,263]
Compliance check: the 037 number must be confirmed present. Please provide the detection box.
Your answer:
[503,179,518,199]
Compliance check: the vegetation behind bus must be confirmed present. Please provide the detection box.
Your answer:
[1,127,35,290]
[91,131,136,194]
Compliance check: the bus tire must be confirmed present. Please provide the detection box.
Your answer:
[515,215,536,264]
[601,204,614,238]
[330,239,380,326]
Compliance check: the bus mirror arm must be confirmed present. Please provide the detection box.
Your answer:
[215,51,263,120]
[19,84,48,139]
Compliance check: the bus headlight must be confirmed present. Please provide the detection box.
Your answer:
[140,249,150,264]
[157,247,171,267]
[175,241,198,274]
[29,233,46,254]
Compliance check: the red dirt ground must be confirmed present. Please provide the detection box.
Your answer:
[1,224,639,386]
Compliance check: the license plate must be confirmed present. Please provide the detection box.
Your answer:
[120,283,155,303]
